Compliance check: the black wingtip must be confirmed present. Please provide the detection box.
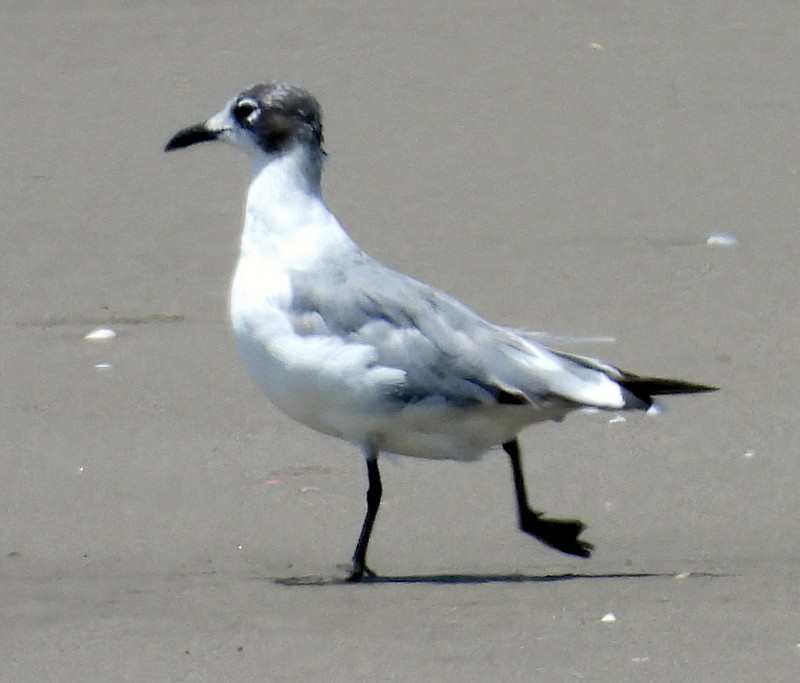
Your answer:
[620,377,718,397]
[617,376,718,409]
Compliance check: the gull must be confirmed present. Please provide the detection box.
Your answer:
[165,81,716,581]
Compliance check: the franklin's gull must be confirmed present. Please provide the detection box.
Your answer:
[165,81,716,581]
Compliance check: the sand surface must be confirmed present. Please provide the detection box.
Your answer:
[2,2,798,681]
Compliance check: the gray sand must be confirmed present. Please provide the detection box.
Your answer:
[2,2,798,681]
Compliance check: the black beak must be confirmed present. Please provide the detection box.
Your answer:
[164,123,220,152]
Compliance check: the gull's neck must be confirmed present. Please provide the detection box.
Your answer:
[250,140,324,198]
[241,141,345,255]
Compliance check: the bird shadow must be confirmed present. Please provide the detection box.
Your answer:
[271,570,723,587]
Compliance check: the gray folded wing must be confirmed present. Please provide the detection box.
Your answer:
[286,251,635,410]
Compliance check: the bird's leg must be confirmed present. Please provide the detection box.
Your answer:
[346,448,382,582]
[502,439,593,558]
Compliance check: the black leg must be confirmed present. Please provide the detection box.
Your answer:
[347,451,382,582]
[503,439,593,558]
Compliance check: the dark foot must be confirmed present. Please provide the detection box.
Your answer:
[520,509,594,558]
[345,562,377,583]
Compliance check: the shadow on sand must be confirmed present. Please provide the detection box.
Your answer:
[272,571,722,586]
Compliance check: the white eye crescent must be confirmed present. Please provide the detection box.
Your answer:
[233,98,260,125]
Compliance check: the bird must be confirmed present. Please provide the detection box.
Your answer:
[165,81,716,582]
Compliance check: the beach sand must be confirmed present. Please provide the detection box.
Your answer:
[2,3,798,681]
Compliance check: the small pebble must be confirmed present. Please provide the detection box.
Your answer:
[94,363,112,369]
[675,571,691,579]
[84,327,116,341]
[743,449,755,459]
[601,612,616,623]
[706,233,739,247]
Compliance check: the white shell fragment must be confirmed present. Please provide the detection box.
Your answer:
[601,612,616,623]
[743,449,755,459]
[94,363,112,370]
[608,414,626,424]
[84,327,117,341]
[675,571,691,579]
[706,232,739,247]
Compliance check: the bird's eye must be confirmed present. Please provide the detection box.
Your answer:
[233,100,259,125]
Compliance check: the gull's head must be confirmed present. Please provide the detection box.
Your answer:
[165,81,324,161]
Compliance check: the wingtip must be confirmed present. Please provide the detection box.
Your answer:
[697,384,719,393]
[619,376,719,409]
